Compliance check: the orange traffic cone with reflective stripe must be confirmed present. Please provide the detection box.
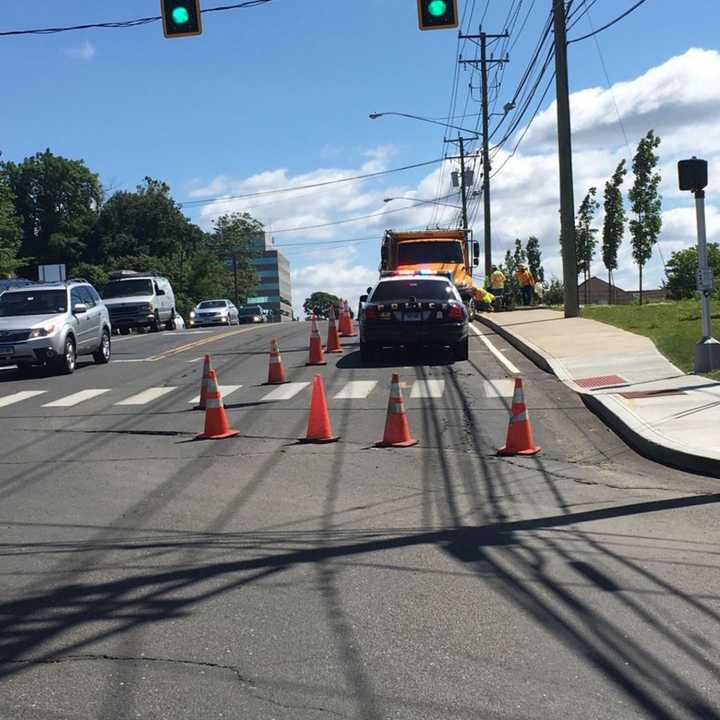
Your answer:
[326,306,343,354]
[339,300,356,337]
[376,373,417,447]
[299,374,339,443]
[198,354,213,410]
[196,370,240,440]
[267,337,287,384]
[307,315,327,366]
[497,377,540,456]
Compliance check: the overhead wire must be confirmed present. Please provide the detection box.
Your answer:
[0,0,272,37]
[568,0,649,43]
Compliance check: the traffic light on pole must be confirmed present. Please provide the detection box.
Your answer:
[417,0,459,31]
[161,0,202,38]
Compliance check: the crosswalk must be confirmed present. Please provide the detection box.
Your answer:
[0,377,515,412]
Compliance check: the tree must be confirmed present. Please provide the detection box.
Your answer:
[665,243,720,300]
[513,238,526,268]
[303,291,341,319]
[629,130,662,305]
[525,236,544,283]
[542,278,564,305]
[602,160,626,304]
[0,173,23,277]
[576,187,600,304]
[1,149,102,266]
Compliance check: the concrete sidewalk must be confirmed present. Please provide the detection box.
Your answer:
[477,308,720,476]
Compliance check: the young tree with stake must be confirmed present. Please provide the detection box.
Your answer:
[576,187,599,305]
[629,130,662,304]
[602,160,626,304]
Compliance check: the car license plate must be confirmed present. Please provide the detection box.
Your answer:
[0,344,14,356]
[404,312,421,322]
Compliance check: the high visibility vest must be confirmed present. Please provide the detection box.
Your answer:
[490,271,505,289]
[515,270,534,287]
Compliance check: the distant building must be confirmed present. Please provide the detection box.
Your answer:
[246,232,293,322]
[577,276,667,305]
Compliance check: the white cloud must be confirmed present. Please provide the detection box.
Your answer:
[62,40,96,61]
[186,48,720,301]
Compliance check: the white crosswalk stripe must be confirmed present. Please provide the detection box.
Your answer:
[43,389,111,408]
[333,381,377,399]
[410,379,445,399]
[189,385,242,404]
[115,387,177,406]
[261,382,310,402]
[483,379,516,398]
[0,390,47,408]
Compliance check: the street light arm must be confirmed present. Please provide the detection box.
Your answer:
[369,111,480,138]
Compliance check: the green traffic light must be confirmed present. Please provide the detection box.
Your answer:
[427,0,448,16]
[171,6,190,24]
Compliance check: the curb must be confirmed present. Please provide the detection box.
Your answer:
[475,314,720,478]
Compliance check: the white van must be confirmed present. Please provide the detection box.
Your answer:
[102,271,176,334]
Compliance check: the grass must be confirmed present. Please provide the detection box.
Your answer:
[581,299,720,377]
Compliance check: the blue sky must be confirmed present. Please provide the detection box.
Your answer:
[2,1,720,311]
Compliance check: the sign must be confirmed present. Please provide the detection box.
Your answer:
[247,296,270,304]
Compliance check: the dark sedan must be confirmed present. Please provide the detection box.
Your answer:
[359,273,469,362]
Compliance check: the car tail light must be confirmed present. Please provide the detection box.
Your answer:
[447,304,465,321]
[365,305,379,320]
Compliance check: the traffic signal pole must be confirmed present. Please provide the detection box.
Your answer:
[552,0,579,318]
[459,32,509,282]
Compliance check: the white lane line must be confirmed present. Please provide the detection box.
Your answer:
[115,387,177,406]
[0,390,47,408]
[410,379,445,399]
[470,323,521,375]
[333,381,377,399]
[483,379,516,398]
[112,359,152,363]
[43,389,111,408]
[189,385,242,404]
[261,382,310,402]
[186,357,205,363]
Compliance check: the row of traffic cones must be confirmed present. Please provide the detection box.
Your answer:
[196,342,540,454]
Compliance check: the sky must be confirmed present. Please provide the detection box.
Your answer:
[2,0,719,315]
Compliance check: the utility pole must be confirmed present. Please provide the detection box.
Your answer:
[552,0,579,318]
[459,31,509,283]
[458,136,469,235]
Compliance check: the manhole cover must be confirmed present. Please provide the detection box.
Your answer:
[575,374,627,389]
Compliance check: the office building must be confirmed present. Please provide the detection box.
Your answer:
[246,232,293,322]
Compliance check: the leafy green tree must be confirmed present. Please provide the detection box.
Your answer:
[665,244,720,300]
[1,149,102,265]
[602,160,626,304]
[303,291,341,319]
[525,236,544,283]
[0,173,24,277]
[629,130,662,304]
[502,248,520,304]
[542,278,564,306]
[576,187,600,304]
[513,238,526,269]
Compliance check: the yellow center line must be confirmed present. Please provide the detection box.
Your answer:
[146,326,261,361]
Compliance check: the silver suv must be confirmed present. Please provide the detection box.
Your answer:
[0,279,112,374]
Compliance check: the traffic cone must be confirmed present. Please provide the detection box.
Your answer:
[376,373,418,448]
[326,306,343,354]
[299,374,339,443]
[196,370,240,440]
[497,377,541,456]
[339,300,356,337]
[307,315,327,366]
[198,354,213,410]
[267,337,287,384]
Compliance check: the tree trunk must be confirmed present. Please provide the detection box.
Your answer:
[608,269,611,305]
[639,264,643,305]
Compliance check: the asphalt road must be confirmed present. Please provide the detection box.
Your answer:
[0,320,718,719]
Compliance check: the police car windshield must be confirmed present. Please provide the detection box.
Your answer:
[371,280,454,302]
[103,279,154,298]
[0,289,67,316]
[397,241,464,265]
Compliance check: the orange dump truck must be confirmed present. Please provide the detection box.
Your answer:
[380,229,481,304]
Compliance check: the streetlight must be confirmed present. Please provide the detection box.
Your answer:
[369,111,479,138]
[383,196,463,210]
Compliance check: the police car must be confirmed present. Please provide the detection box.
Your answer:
[359,271,469,362]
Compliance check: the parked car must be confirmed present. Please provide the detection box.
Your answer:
[102,270,176,334]
[0,278,35,295]
[237,305,265,324]
[359,272,469,362]
[188,299,239,327]
[0,279,112,374]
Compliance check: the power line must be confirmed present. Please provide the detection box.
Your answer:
[568,0,649,44]
[0,0,272,37]
[178,157,444,208]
